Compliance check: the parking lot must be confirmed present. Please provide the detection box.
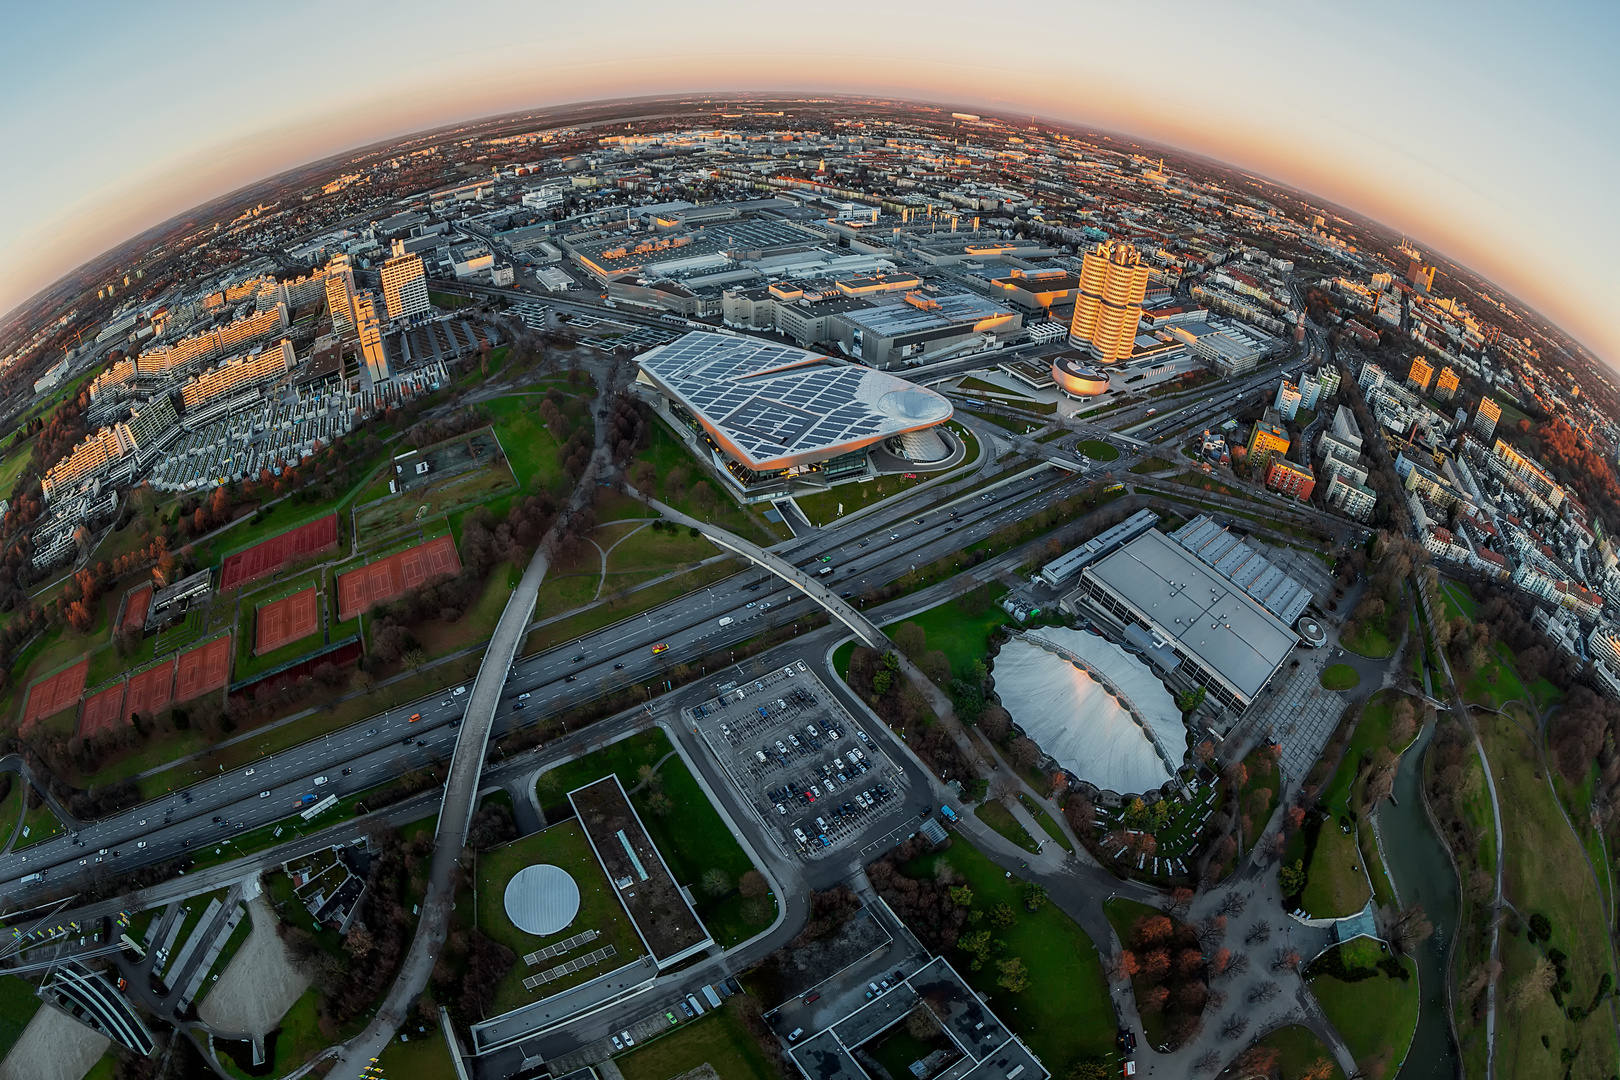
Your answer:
[687,661,908,859]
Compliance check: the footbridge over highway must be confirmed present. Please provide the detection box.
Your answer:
[626,487,890,651]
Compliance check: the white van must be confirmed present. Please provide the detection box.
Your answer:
[719,616,734,626]
[313,776,328,786]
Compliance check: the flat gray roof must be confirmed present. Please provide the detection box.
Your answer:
[1083,530,1296,699]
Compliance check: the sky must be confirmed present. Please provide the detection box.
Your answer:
[2,0,1615,366]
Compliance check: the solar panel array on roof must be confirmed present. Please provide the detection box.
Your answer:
[1172,515,1313,625]
[636,332,952,471]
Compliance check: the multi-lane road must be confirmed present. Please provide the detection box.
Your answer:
[0,459,1089,909]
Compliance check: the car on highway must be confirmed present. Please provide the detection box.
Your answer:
[366,729,377,736]
[614,662,625,669]
[408,713,421,723]
[571,654,586,663]
[565,674,577,682]
[259,791,270,799]
[453,685,467,696]
[819,555,832,562]
[651,643,668,654]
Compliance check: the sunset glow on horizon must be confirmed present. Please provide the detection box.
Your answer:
[2,1,1616,365]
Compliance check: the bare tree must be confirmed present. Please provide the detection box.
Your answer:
[1246,981,1281,1005]
[1245,921,1272,946]
[1271,947,1302,974]
[1194,1050,1221,1073]
[1195,915,1227,950]
[1218,891,1248,918]
[1226,951,1251,978]
[1221,1015,1249,1040]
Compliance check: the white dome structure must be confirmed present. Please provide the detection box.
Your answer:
[503,864,581,936]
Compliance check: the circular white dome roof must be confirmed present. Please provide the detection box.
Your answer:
[503,864,581,936]
[877,387,951,424]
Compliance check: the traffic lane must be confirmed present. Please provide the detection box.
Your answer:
[7,457,1071,894]
[24,719,467,886]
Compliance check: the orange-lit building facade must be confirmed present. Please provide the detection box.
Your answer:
[1265,458,1316,501]
[1068,241,1150,364]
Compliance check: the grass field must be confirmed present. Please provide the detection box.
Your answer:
[832,640,856,680]
[1341,615,1397,659]
[616,998,785,1080]
[1320,664,1361,691]
[974,800,1040,853]
[1478,707,1618,1077]
[476,818,644,1014]
[0,438,34,499]
[881,588,1009,685]
[1076,439,1119,461]
[0,778,25,844]
[484,395,571,495]
[1300,821,1371,918]
[374,1024,457,1080]
[536,728,776,948]
[0,974,42,1062]
[1463,644,1530,711]
[635,421,778,545]
[270,987,325,1076]
[795,474,933,526]
[1307,956,1419,1078]
[15,798,63,849]
[903,838,1114,1071]
[354,458,517,545]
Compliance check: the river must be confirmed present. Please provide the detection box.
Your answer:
[1379,720,1464,1080]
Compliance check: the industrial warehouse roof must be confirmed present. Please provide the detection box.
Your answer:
[1083,529,1297,700]
[636,332,952,471]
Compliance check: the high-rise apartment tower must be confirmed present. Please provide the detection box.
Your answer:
[380,249,430,323]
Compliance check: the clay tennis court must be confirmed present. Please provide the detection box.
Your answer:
[218,515,339,591]
[255,588,320,655]
[79,683,127,738]
[337,535,461,620]
[124,660,175,718]
[22,660,88,726]
[120,584,152,632]
[175,636,232,702]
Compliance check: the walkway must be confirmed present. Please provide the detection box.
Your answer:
[325,367,615,1080]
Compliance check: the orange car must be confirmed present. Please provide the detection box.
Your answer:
[651,643,669,654]
[408,713,421,722]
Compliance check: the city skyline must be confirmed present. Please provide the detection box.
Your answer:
[0,1,1616,369]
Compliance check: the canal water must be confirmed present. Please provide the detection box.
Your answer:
[1379,720,1464,1080]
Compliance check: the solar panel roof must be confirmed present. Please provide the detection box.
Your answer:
[636,332,952,471]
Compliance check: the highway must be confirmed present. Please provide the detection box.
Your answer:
[0,460,1086,908]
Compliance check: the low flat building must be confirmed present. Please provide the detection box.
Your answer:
[828,291,1020,369]
[1069,526,1299,713]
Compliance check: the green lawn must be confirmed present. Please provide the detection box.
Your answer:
[15,798,63,849]
[1479,708,1617,1075]
[1320,664,1361,691]
[832,640,856,680]
[605,524,716,576]
[974,800,1040,853]
[271,987,325,1076]
[882,589,1009,685]
[375,1025,458,1080]
[1128,457,1177,474]
[475,818,643,1014]
[1440,579,1477,621]
[1018,793,1072,852]
[1341,619,1396,659]
[1308,957,1419,1078]
[1300,821,1371,918]
[634,420,777,545]
[794,472,932,526]
[616,999,785,1080]
[0,437,35,498]
[0,778,25,844]
[1076,440,1119,461]
[1462,644,1529,710]
[1257,1024,1345,1080]
[536,729,776,948]
[902,839,1114,1072]
[0,975,42,1062]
